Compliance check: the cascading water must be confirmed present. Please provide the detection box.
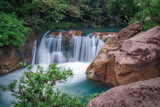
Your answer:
[32,31,104,64]
[30,30,108,97]
[0,29,116,106]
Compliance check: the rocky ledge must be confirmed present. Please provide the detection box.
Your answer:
[87,77,160,107]
[86,23,160,86]
[50,30,83,45]
[50,30,83,37]
[92,32,118,42]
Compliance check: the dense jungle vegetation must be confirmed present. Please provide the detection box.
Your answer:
[0,0,160,48]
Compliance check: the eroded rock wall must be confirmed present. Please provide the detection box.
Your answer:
[86,36,119,86]
[0,31,38,75]
[86,23,160,86]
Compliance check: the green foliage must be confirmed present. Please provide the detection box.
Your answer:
[2,63,98,107]
[3,0,159,47]
[0,0,13,13]
[21,0,67,32]
[0,0,139,32]
[130,0,160,31]
[142,21,158,31]
[0,13,30,47]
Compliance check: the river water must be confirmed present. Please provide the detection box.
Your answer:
[0,27,123,106]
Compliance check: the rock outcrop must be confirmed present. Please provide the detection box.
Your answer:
[86,25,160,86]
[92,32,118,42]
[87,77,160,107]
[50,30,82,37]
[115,26,160,85]
[0,31,37,75]
[118,22,142,40]
[67,30,82,37]
[86,35,119,86]
[93,32,117,38]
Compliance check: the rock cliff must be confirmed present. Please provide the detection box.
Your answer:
[86,35,119,86]
[115,26,160,85]
[0,31,37,75]
[86,24,160,86]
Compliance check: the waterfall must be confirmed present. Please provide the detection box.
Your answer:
[32,31,104,64]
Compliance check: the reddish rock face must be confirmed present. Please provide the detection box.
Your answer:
[50,30,82,37]
[67,30,82,37]
[115,26,160,85]
[118,22,142,40]
[93,32,118,42]
[87,77,160,107]
[50,31,66,36]
[86,25,160,86]
[0,31,38,75]
[93,32,109,39]
[50,30,83,45]
[86,36,119,86]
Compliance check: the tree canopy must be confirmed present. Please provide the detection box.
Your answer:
[0,0,159,48]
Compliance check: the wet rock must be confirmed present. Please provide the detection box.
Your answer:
[50,31,65,36]
[66,30,82,37]
[50,30,83,45]
[93,32,109,38]
[50,30,82,37]
[93,32,118,42]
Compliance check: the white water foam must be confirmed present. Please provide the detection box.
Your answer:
[32,32,104,64]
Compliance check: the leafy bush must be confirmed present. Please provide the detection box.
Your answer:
[142,21,158,31]
[130,0,160,31]
[0,13,30,47]
[2,63,98,107]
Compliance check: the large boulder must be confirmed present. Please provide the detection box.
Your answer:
[118,22,142,40]
[115,26,160,85]
[86,25,160,86]
[87,77,160,107]
[86,35,119,86]
[0,31,38,75]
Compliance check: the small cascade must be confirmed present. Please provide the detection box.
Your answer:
[69,35,103,62]
[32,31,104,64]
